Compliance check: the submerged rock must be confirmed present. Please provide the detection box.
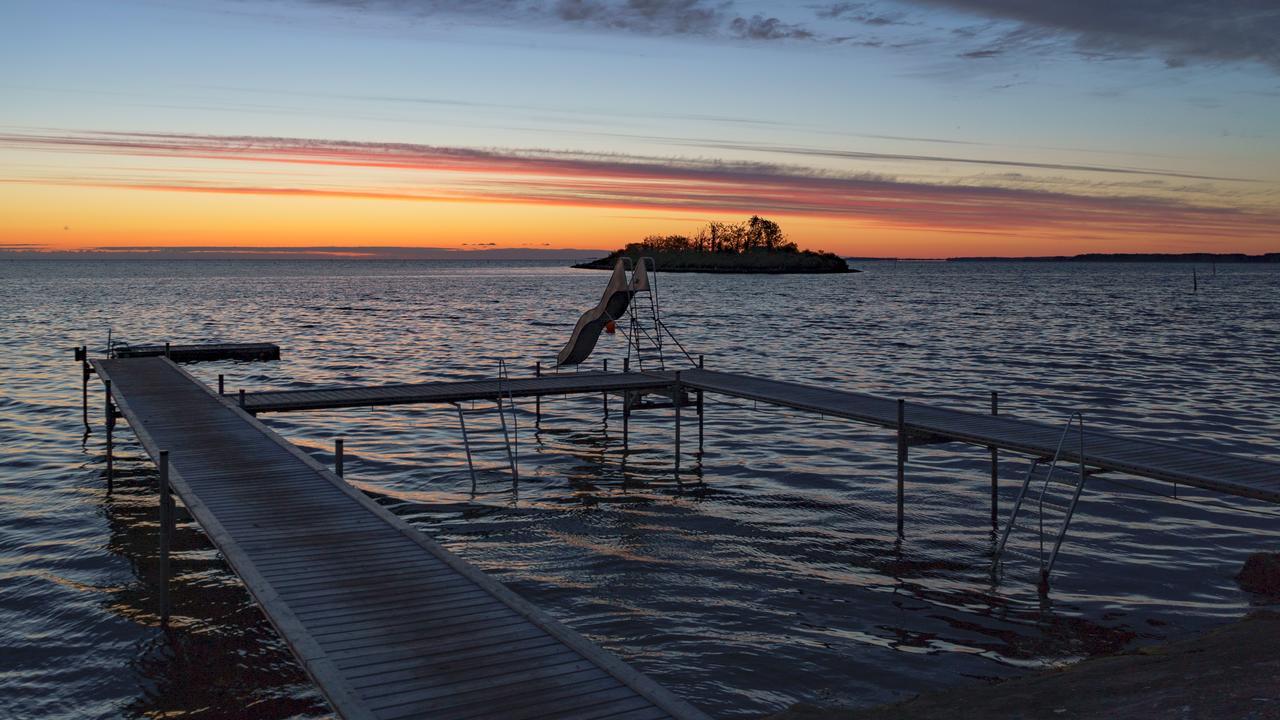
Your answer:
[1237,552,1280,596]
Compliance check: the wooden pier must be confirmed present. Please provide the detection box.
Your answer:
[240,367,1280,505]
[94,357,706,720]
[671,369,1280,504]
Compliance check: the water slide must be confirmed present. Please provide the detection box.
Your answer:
[557,258,649,366]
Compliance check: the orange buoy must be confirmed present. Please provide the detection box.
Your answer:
[605,320,617,334]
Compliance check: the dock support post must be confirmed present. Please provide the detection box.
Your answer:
[602,359,608,419]
[535,361,541,425]
[897,399,906,537]
[697,355,705,456]
[164,342,171,359]
[158,449,171,625]
[81,346,90,430]
[674,372,682,477]
[990,391,999,530]
[218,374,224,395]
[622,392,630,453]
[239,389,245,409]
[105,379,114,491]
[335,438,344,478]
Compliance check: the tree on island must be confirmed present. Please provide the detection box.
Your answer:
[575,216,852,274]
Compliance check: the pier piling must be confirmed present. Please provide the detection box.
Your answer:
[990,391,999,530]
[897,398,906,537]
[105,379,114,491]
[218,374,224,395]
[81,346,90,429]
[674,372,682,477]
[158,449,171,624]
[603,358,608,419]
[535,361,541,425]
[335,438,344,478]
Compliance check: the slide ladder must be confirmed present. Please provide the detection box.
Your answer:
[993,412,1088,592]
[625,257,666,371]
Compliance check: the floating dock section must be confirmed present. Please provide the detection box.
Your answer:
[110,342,280,362]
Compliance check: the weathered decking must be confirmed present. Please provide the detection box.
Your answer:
[95,357,706,720]
[242,371,669,413]
[113,341,280,362]
[670,369,1280,504]
[240,367,1280,505]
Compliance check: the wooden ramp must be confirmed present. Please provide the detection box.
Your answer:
[94,357,706,720]
[672,369,1280,504]
[242,372,670,413]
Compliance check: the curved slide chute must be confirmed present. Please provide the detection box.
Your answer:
[557,258,648,366]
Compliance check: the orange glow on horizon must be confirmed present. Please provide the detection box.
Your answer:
[3,129,1277,258]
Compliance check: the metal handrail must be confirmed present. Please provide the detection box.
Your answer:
[993,410,1088,585]
[1040,412,1086,579]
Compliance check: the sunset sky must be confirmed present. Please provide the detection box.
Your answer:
[2,0,1278,257]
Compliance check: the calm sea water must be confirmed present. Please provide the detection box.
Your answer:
[2,259,1279,719]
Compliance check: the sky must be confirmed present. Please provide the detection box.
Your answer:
[1,0,1278,258]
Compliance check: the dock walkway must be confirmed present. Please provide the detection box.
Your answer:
[240,367,1280,504]
[95,357,705,720]
[672,369,1280,503]
[243,371,669,413]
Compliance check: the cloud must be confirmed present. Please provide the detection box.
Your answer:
[293,0,816,42]
[2,129,1276,240]
[664,139,1258,183]
[729,15,814,40]
[912,0,1280,71]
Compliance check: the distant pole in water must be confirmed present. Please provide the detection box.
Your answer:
[1193,267,1198,294]
[896,397,906,532]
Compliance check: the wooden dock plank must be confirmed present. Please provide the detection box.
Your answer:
[92,357,707,720]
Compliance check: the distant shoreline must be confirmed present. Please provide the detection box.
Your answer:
[849,253,1280,263]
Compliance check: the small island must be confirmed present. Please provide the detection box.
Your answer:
[573,216,854,274]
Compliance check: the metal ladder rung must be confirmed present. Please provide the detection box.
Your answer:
[1001,547,1043,563]
[1037,497,1073,513]
[1008,521,1042,535]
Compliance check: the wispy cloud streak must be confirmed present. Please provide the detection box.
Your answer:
[2,129,1275,239]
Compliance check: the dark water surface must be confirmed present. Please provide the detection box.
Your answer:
[2,259,1279,718]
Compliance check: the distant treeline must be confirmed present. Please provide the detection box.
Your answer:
[948,253,1280,263]
[634,216,797,254]
[575,216,851,274]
